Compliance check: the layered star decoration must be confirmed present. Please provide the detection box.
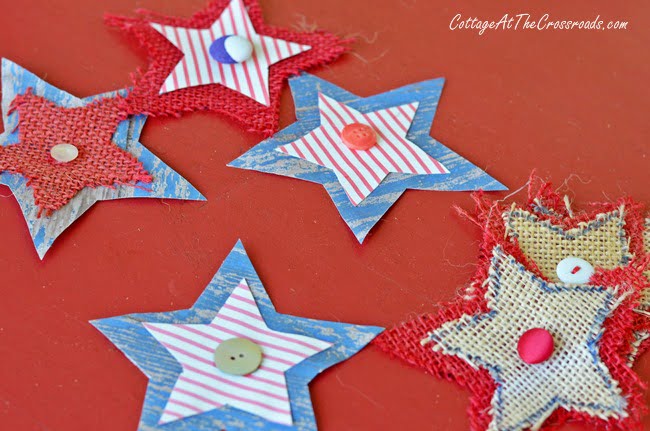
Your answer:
[0,59,204,259]
[499,177,650,364]
[3,88,152,215]
[375,245,648,431]
[106,0,350,135]
[230,74,506,242]
[444,177,650,366]
[92,240,383,431]
[150,0,310,104]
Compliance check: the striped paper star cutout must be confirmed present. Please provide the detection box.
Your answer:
[151,0,310,105]
[144,279,331,425]
[277,93,448,205]
[92,240,383,431]
[230,74,506,243]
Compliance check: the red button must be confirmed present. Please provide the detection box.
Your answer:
[517,328,554,364]
[341,123,377,151]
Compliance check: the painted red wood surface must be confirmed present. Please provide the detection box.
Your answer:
[0,1,648,430]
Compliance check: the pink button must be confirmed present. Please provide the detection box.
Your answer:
[517,328,554,364]
[341,123,377,151]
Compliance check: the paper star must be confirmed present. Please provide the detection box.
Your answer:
[0,59,205,259]
[151,0,310,105]
[374,245,647,431]
[230,74,506,242]
[144,279,332,425]
[106,0,349,135]
[276,93,448,205]
[92,240,383,431]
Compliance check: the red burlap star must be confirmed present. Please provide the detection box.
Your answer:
[106,0,352,136]
[0,90,153,216]
[374,179,650,431]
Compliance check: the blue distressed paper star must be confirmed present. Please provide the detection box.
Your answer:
[0,59,205,259]
[92,240,383,431]
[229,74,507,242]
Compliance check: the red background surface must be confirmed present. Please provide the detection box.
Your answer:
[0,1,648,430]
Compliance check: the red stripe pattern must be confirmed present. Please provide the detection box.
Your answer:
[143,279,332,425]
[150,0,310,106]
[277,93,449,205]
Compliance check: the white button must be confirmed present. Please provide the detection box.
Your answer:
[224,35,254,63]
[210,35,254,64]
[50,143,79,163]
[556,257,595,284]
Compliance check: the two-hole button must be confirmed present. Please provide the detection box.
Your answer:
[213,337,263,376]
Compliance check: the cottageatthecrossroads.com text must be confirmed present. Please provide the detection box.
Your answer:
[449,14,628,35]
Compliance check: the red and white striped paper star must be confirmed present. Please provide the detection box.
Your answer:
[150,0,310,105]
[143,279,332,425]
[277,93,449,205]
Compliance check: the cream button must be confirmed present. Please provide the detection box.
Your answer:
[213,338,263,376]
[50,143,79,163]
[556,257,595,284]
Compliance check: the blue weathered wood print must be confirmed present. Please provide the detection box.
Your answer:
[0,59,205,259]
[229,73,507,243]
[91,240,383,431]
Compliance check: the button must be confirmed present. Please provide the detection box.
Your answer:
[50,143,79,163]
[209,35,253,64]
[213,337,263,376]
[556,257,594,284]
[341,123,377,151]
[517,328,554,364]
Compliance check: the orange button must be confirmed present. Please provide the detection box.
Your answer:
[341,123,377,151]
